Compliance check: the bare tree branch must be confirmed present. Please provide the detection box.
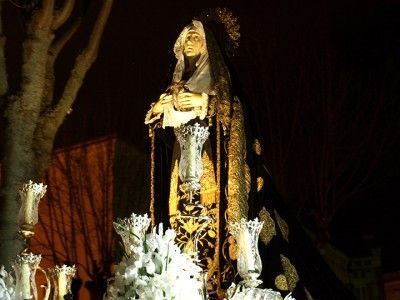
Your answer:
[31,0,113,179]
[52,0,113,123]
[51,0,75,30]
[0,0,114,267]
[42,17,82,109]
[84,0,113,61]
[35,0,55,29]
[50,16,82,58]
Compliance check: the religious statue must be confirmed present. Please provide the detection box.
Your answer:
[146,20,211,196]
[144,14,300,297]
[143,10,355,300]
[145,20,210,129]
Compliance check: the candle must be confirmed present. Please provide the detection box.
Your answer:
[187,133,197,180]
[229,218,264,287]
[57,271,67,300]
[23,188,34,225]
[21,261,31,299]
[50,265,76,300]
[240,228,254,273]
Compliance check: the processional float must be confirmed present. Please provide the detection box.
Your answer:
[105,113,295,299]
[0,123,294,300]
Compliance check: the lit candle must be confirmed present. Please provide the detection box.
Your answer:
[50,265,76,300]
[187,133,197,180]
[21,261,32,299]
[23,188,34,225]
[57,271,67,300]
[240,228,254,273]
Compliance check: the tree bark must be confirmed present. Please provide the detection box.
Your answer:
[1,26,53,265]
[0,0,114,266]
[33,0,114,178]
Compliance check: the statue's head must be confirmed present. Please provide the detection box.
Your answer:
[174,21,207,60]
[172,20,212,94]
[183,27,204,58]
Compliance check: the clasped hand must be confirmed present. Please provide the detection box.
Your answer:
[152,92,205,114]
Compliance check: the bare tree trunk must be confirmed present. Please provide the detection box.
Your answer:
[1,23,53,265]
[0,0,114,267]
[0,0,17,266]
[33,0,114,178]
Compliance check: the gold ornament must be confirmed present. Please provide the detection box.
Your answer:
[215,8,240,49]
[257,177,264,192]
[259,207,276,246]
[227,99,248,222]
[227,235,238,260]
[253,139,262,155]
[280,254,299,291]
[245,164,251,194]
[275,274,289,291]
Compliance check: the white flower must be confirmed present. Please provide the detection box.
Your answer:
[0,266,15,300]
[145,261,155,275]
[105,218,204,300]
[284,293,296,300]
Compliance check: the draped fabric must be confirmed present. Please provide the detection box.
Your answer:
[172,20,213,95]
[147,20,356,300]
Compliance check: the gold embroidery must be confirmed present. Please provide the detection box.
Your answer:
[221,235,237,289]
[280,254,299,291]
[257,177,264,192]
[169,145,180,220]
[274,210,289,242]
[253,139,262,155]
[259,207,276,246]
[245,164,251,194]
[215,108,221,293]
[215,74,232,133]
[227,99,248,223]
[200,144,220,289]
[215,8,240,49]
[169,143,220,292]
[275,274,289,291]
[200,147,217,207]
[227,235,237,260]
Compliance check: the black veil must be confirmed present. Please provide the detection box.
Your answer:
[148,15,356,300]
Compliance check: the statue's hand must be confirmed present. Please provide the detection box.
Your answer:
[152,94,173,114]
[176,92,207,110]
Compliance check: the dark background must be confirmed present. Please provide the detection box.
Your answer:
[3,0,400,273]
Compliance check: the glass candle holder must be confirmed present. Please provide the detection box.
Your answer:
[49,265,76,300]
[174,123,209,193]
[17,181,47,234]
[13,253,42,300]
[113,213,151,257]
[229,218,264,288]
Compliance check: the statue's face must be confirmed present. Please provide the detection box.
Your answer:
[183,30,204,57]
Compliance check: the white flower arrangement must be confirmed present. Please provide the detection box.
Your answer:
[105,222,204,300]
[0,266,15,300]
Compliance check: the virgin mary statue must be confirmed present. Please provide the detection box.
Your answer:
[144,11,355,300]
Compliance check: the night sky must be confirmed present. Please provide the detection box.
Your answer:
[3,0,400,273]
